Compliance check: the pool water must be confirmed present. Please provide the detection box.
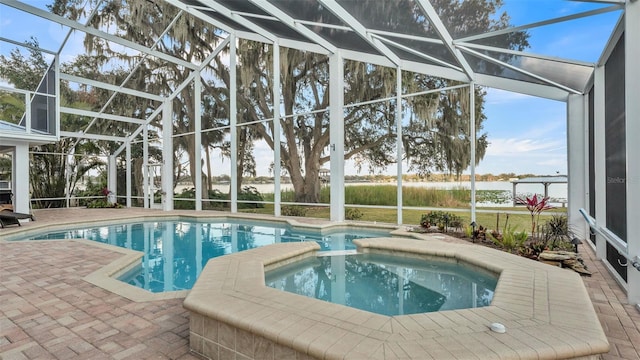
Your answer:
[265,253,497,316]
[21,220,388,293]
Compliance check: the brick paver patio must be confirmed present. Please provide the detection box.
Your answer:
[0,240,199,359]
[0,208,638,359]
[581,243,640,360]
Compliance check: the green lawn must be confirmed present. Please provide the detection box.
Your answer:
[210,185,565,233]
[240,204,565,233]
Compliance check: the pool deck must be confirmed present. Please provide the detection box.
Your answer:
[0,208,638,359]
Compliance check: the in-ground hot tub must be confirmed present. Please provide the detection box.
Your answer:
[183,236,609,360]
[264,252,498,316]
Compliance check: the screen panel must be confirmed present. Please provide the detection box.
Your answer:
[604,34,626,281]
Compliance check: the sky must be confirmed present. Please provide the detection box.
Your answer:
[471,1,619,176]
[0,0,622,177]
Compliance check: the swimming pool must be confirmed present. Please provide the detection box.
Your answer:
[16,219,389,292]
[265,253,497,316]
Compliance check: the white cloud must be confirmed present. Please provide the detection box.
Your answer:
[486,137,564,156]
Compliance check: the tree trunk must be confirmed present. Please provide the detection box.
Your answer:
[205,145,212,192]
[236,128,246,194]
[133,157,144,206]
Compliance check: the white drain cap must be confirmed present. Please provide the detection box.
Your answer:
[490,323,506,333]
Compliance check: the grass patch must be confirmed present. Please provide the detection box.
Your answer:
[236,184,565,232]
[240,204,561,233]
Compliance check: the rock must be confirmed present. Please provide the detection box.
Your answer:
[537,251,590,275]
[555,250,579,258]
[539,251,576,261]
[568,263,592,276]
[539,259,562,267]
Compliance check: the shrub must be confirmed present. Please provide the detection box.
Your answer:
[420,211,462,232]
[464,225,474,238]
[345,208,363,220]
[488,226,528,252]
[536,214,575,250]
[238,186,264,209]
[174,186,264,210]
[282,206,308,217]
[87,199,122,208]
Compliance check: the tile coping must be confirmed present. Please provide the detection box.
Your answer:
[183,238,610,360]
[0,211,402,241]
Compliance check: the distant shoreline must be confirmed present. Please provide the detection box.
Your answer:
[175,181,568,206]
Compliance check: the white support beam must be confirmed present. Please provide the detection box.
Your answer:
[60,107,146,125]
[166,38,228,103]
[60,131,126,142]
[0,0,197,70]
[624,0,640,306]
[168,71,199,101]
[469,82,477,223]
[319,0,401,66]
[143,126,149,209]
[567,94,589,240]
[457,4,623,43]
[60,73,164,102]
[273,42,282,217]
[473,74,569,101]
[169,0,326,54]
[396,58,471,83]
[198,0,277,42]
[113,106,164,155]
[248,0,336,53]
[13,144,30,214]
[54,54,60,138]
[329,51,345,222]
[56,0,101,56]
[162,101,174,211]
[194,71,203,211]
[75,9,185,144]
[456,41,596,68]
[374,34,463,72]
[125,141,132,208]
[415,0,475,80]
[265,35,331,56]
[458,46,582,94]
[199,37,230,71]
[229,34,238,213]
[108,155,117,203]
[396,67,403,225]
[598,13,625,67]
[164,0,234,34]
[0,36,57,54]
[594,65,607,260]
[167,0,334,55]
[63,157,75,209]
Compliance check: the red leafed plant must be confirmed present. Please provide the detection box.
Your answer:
[517,194,555,235]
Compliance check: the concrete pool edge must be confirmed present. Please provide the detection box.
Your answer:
[80,240,191,302]
[0,211,399,303]
[183,238,609,360]
[0,210,399,242]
